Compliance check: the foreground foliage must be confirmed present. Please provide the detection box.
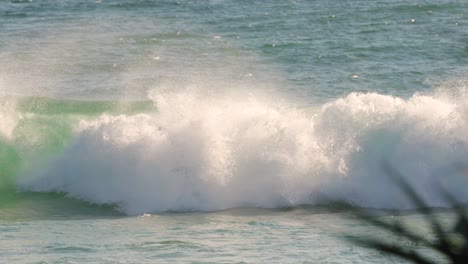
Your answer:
[348,163,468,264]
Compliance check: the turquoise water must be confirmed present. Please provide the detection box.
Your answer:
[1,0,468,263]
[1,207,453,264]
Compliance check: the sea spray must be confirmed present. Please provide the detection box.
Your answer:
[18,88,468,214]
[21,90,323,213]
[0,93,19,140]
[314,92,468,207]
[0,94,21,190]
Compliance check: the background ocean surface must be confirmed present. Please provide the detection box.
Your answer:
[1,0,467,263]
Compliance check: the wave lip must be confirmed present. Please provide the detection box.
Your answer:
[20,89,468,215]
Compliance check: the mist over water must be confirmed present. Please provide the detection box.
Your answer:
[1,81,465,214]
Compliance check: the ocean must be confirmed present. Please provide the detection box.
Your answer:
[1,0,467,263]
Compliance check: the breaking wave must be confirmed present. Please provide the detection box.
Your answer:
[3,85,468,215]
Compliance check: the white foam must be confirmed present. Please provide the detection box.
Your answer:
[21,88,468,214]
[0,90,19,140]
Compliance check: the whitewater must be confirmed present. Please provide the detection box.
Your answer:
[1,82,467,215]
[1,0,467,263]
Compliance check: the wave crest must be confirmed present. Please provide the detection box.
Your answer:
[20,89,468,214]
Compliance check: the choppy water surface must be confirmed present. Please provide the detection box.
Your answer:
[1,0,467,263]
[0,206,453,264]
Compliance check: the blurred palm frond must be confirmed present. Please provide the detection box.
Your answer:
[346,162,468,264]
